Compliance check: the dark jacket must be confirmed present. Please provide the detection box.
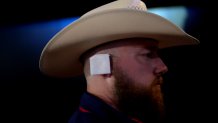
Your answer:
[68,92,143,123]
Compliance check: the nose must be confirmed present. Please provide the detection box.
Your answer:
[154,58,168,75]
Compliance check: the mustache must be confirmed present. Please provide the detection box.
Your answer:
[154,76,163,85]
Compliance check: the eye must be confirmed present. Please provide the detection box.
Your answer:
[149,52,159,58]
[141,51,158,58]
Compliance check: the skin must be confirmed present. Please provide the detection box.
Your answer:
[82,38,168,122]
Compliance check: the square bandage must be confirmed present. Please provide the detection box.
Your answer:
[90,54,111,75]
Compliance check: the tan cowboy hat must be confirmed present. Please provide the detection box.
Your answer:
[39,0,199,78]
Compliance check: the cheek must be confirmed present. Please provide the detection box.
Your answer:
[136,59,156,86]
[120,59,141,76]
[120,59,155,86]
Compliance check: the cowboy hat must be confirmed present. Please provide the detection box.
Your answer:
[39,0,199,77]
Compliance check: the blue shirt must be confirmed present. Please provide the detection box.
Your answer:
[68,92,143,123]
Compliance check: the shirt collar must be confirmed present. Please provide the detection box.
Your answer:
[79,92,143,123]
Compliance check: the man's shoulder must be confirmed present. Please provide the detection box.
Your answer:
[68,108,106,123]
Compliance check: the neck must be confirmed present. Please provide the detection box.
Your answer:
[86,75,118,110]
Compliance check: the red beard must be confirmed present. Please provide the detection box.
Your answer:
[113,69,165,122]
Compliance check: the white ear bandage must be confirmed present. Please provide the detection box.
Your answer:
[90,54,111,75]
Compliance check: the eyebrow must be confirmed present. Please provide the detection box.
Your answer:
[141,45,158,51]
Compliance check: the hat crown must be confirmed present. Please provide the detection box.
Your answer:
[127,0,147,11]
[81,0,147,18]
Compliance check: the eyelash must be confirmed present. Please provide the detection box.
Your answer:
[142,52,158,58]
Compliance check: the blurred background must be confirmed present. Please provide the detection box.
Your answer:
[1,0,204,123]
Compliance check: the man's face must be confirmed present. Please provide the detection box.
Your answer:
[112,39,168,122]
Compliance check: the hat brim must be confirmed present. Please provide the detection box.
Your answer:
[39,9,199,77]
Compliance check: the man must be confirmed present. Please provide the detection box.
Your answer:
[39,0,199,123]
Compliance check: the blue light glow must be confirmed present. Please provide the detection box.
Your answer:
[149,6,188,29]
[1,17,79,54]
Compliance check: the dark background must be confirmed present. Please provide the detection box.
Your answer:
[1,0,204,123]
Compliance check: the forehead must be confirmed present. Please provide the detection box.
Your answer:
[109,38,159,50]
[82,38,158,58]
